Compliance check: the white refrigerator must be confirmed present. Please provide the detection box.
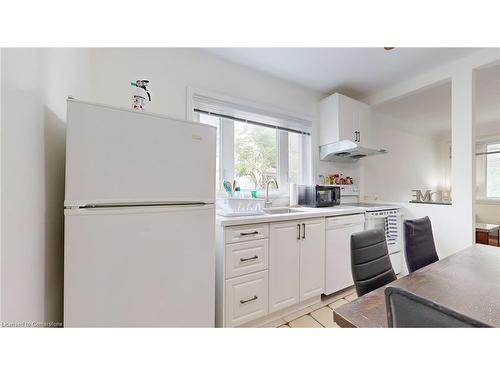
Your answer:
[63,99,216,327]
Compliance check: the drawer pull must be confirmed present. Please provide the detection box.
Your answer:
[240,255,259,262]
[240,231,259,236]
[240,295,258,304]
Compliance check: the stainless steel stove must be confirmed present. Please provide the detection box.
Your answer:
[340,200,403,274]
[341,202,401,212]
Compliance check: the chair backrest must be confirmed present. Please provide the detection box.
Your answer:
[385,286,492,328]
[351,229,397,297]
[403,216,439,273]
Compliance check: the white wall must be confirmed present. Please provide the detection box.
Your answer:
[1,48,89,325]
[1,47,322,324]
[1,47,496,323]
[88,48,324,180]
[362,112,445,202]
[475,204,500,224]
[422,121,500,226]
[397,203,456,258]
[474,121,500,224]
[360,112,461,258]
[0,48,2,322]
[365,50,500,258]
[361,116,467,258]
[476,121,500,139]
[317,160,360,187]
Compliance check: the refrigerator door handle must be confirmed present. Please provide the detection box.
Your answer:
[79,202,210,209]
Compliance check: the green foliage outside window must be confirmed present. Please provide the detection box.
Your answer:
[234,121,277,190]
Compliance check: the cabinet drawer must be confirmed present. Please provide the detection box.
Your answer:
[225,239,268,279]
[225,224,269,244]
[225,271,268,327]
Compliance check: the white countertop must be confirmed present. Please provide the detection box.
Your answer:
[217,206,367,227]
[476,222,500,232]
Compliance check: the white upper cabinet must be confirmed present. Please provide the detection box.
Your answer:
[319,93,372,145]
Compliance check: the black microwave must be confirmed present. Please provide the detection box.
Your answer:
[298,185,341,207]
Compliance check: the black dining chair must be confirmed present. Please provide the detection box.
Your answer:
[403,216,439,273]
[385,286,492,328]
[351,229,397,297]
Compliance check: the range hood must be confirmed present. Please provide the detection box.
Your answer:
[319,140,387,163]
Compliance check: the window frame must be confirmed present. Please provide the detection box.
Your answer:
[476,138,500,204]
[187,87,312,195]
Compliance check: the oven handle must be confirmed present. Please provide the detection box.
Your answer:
[365,212,402,219]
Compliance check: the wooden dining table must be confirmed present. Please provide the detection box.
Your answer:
[333,244,500,328]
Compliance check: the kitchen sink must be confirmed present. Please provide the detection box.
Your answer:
[264,208,304,215]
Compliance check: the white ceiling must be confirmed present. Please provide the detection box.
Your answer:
[373,63,500,137]
[204,48,480,98]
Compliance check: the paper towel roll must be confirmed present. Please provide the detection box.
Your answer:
[289,183,298,207]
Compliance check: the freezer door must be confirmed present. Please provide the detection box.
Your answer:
[65,100,216,207]
[64,205,215,327]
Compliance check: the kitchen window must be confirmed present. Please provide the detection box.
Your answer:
[190,90,312,193]
[476,141,500,200]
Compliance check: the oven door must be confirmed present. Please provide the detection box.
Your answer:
[364,212,402,254]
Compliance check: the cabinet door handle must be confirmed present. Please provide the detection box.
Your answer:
[297,224,301,240]
[358,131,361,142]
[240,255,258,262]
[302,223,306,239]
[240,231,258,236]
[240,295,258,304]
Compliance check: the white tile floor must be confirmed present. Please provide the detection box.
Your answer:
[272,287,358,328]
[310,307,340,328]
[270,276,406,328]
[328,298,349,310]
[344,292,358,302]
[288,314,323,328]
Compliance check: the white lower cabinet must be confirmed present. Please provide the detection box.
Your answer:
[225,224,269,244]
[225,270,269,327]
[269,221,301,313]
[225,239,268,279]
[325,214,365,295]
[218,217,327,327]
[299,218,326,300]
[269,218,326,313]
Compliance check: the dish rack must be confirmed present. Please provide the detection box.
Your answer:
[216,197,265,217]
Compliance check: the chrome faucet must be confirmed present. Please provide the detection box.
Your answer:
[265,178,279,208]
